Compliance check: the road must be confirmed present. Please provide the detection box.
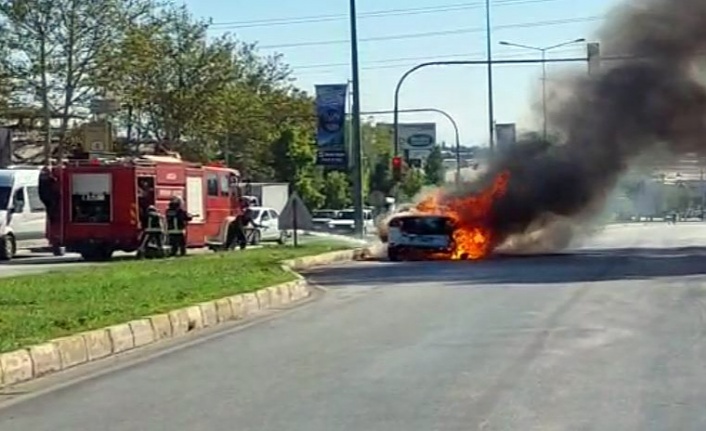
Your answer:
[0,231,370,278]
[2,224,706,429]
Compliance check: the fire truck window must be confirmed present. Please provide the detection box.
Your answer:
[206,174,218,196]
[27,186,45,212]
[219,175,230,196]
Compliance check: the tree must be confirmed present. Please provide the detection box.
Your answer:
[424,145,444,185]
[269,127,323,209]
[323,171,350,209]
[369,152,392,196]
[0,0,320,193]
[0,0,154,136]
[400,168,425,200]
[96,6,237,149]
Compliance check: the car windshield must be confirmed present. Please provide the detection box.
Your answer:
[313,210,337,219]
[337,211,355,220]
[398,216,453,235]
[0,186,11,209]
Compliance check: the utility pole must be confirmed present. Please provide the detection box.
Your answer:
[349,0,364,238]
[485,0,495,153]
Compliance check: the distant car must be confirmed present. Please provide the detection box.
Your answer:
[312,209,339,231]
[386,214,455,261]
[327,209,375,235]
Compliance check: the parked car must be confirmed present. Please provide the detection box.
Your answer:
[327,208,375,235]
[245,206,288,245]
[312,209,339,231]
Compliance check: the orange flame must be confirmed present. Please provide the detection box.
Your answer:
[415,171,510,259]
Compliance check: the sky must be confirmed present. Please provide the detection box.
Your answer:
[184,0,620,146]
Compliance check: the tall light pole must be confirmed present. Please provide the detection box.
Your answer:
[485,0,495,153]
[349,0,364,238]
[499,38,586,142]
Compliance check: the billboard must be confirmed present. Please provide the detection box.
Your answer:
[398,123,436,151]
[495,123,516,153]
[315,84,348,168]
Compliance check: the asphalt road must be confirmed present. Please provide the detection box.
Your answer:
[2,224,706,429]
[0,231,370,278]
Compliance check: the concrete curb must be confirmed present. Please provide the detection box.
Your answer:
[0,246,369,389]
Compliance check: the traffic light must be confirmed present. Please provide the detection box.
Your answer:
[392,156,403,182]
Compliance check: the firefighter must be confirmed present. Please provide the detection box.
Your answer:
[165,196,192,256]
[137,205,165,258]
[226,198,254,250]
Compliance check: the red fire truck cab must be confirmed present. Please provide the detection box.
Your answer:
[41,154,243,261]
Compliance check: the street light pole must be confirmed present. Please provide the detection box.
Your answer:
[498,38,586,142]
[485,0,495,153]
[391,56,587,160]
[348,0,364,238]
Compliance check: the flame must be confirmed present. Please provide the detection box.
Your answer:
[414,171,510,259]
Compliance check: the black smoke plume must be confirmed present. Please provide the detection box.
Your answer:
[445,0,706,252]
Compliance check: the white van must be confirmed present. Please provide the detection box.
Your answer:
[0,167,60,260]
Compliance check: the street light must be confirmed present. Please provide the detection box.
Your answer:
[485,0,495,153]
[498,38,586,142]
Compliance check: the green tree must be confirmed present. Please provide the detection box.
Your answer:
[424,145,444,185]
[0,0,154,135]
[369,152,392,196]
[400,168,424,200]
[270,127,323,209]
[323,171,351,209]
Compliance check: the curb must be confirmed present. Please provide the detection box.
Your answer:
[0,247,369,389]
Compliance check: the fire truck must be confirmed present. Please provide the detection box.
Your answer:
[38,152,244,261]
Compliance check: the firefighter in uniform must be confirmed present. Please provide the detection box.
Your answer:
[137,205,165,258]
[226,198,255,250]
[165,196,192,256]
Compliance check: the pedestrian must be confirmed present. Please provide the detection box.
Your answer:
[165,196,192,256]
[137,205,165,258]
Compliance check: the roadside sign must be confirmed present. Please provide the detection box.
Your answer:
[279,191,314,231]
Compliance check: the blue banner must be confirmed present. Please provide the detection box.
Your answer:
[315,84,348,167]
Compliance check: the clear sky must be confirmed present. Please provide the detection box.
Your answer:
[184,0,620,146]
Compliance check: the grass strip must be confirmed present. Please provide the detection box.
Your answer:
[0,242,350,353]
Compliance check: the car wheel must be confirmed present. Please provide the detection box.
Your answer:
[0,234,15,261]
[277,231,287,245]
[387,246,401,261]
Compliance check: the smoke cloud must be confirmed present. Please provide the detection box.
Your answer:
[442,0,706,253]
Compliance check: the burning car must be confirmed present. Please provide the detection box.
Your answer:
[380,170,510,261]
[386,214,456,261]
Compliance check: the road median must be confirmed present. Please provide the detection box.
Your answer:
[0,242,368,388]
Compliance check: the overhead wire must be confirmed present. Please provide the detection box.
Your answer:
[293,47,585,75]
[257,16,601,49]
[208,0,567,29]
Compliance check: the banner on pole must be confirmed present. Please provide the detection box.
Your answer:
[315,84,348,168]
[495,123,516,153]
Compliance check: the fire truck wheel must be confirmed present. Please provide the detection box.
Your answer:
[80,247,114,262]
[0,234,15,261]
